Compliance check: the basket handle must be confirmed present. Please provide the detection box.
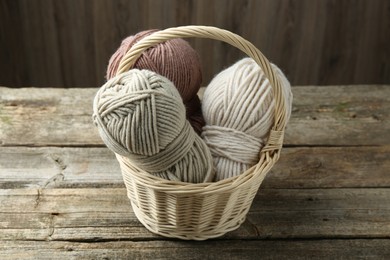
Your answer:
[116,25,288,146]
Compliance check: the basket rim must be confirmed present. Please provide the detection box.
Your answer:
[116,149,279,195]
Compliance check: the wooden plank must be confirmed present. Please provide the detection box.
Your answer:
[0,188,389,241]
[0,85,389,146]
[1,1,390,87]
[0,87,98,146]
[0,147,122,189]
[284,85,390,146]
[1,239,389,259]
[0,146,388,189]
[263,145,390,189]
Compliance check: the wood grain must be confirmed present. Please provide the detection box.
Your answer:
[1,0,389,87]
[0,146,388,189]
[1,240,389,260]
[0,85,389,257]
[1,188,389,241]
[1,85,389,146]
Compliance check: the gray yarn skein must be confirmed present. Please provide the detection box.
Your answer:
[93,69,214,183]
[202,58,293,181]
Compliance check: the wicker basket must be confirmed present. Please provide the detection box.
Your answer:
[114,25,289,240]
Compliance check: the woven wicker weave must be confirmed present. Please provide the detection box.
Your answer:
[114,25,288,240]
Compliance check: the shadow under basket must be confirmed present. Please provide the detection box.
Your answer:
[112,25,289,241]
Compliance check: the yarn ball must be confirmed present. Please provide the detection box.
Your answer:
[93,69,214,183]
[202,58,293,181]
[106,29,205,134]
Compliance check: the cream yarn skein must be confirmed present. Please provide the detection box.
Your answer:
[93,69,214,183]
[202,58,293,181]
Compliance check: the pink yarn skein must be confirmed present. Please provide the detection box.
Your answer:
[106,30,205,134]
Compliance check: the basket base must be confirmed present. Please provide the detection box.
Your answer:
[131,202,246,241]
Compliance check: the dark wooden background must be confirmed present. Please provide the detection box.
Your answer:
[1,0,389,87]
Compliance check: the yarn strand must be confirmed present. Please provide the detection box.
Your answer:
[202,58,293,181]
[93,69,215,183]
[107,30,205,134]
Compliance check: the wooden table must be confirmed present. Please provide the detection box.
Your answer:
[0,85,389,259]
